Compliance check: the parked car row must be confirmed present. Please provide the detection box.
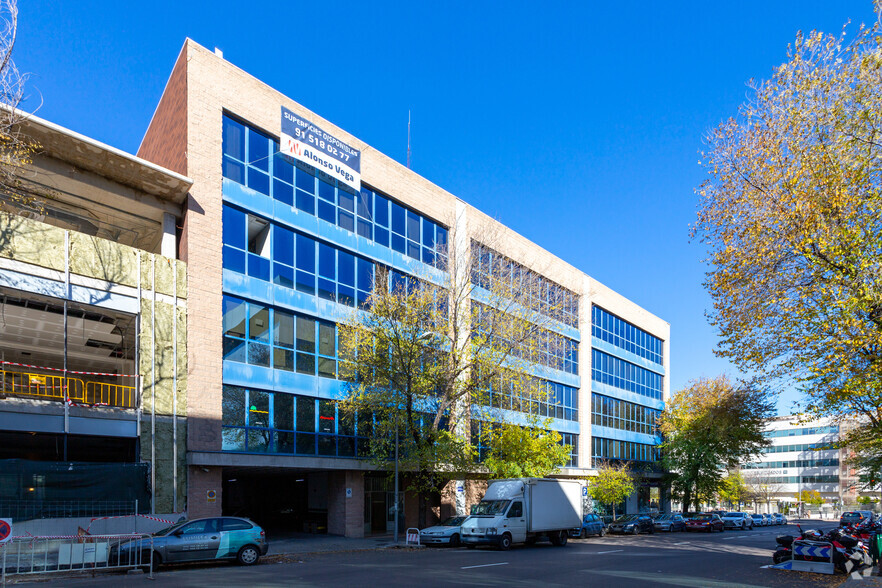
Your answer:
[421,505,796,547]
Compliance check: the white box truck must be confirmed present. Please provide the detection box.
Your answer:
[461,478,582,550]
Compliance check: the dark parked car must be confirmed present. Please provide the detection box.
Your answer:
[570,513,606,538]
[608,514,654,535]
[686,514,724,533]
[840,511,875,528]
[652,514,686,532]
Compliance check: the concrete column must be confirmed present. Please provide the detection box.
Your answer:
[161,212,177,259]
[328,471,365,538]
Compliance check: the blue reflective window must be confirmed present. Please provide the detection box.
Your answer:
[223,114,450,270]
[391,202,405,235]
[273,152,294,184]
[248,168,270,195]
[407,210,420,241]
[296,189,315,214]
[318,178,335,202]
[273,179,293,206]
[248,128,269,171]
[223,117,246,161]
[274,225,294,267]
[338,251,355,287]
[223,206,246,249]
[374,195,389,227]
[422,218,434,247]
[296,234,315,272]
[296,167,315,193]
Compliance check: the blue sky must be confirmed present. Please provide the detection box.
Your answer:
[15,1,874,414]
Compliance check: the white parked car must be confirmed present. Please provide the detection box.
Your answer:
[419,516,469,547]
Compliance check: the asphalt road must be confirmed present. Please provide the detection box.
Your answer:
[41,523,854,588]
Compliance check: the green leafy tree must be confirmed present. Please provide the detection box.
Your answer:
[718,471,748,509]
[694,8,882,456]
[339,233,568,526]
[659,376,773,514]
[482,418,571,479]
[587,461,635,519]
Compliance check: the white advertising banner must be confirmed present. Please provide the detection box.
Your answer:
[280,106,361,192]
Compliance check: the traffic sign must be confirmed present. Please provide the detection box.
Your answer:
[0,518,12,543]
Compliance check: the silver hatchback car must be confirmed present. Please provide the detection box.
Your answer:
[111,516,268,567]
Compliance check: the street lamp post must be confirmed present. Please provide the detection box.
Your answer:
[393,423,399,544]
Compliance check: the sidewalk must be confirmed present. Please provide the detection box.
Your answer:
[265,531,405,556]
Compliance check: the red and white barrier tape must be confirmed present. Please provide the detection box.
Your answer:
[85,513,177,534]
[11,533,146,540]
[0,360,139,378]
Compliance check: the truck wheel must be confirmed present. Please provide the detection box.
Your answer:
[550,530,568,546]
[498,533,512,551]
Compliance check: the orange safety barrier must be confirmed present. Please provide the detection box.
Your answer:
[0,368,136,409]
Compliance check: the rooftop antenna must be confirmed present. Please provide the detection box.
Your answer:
[407,110,412,170]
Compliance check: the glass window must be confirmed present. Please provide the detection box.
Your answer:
[274,393,294,431]
[248,304,270,342]
[296,397,315,433]
[273,152,294,183]
[319,400,336,434]
[296,317,316,352]
[222,385,246,426]
[318,178,335,202]
[318,243,335,279]
[357,189,372,218]
[248,128,270,171]
[318,322,335,356]
[248,389,270,428]
[338,251,355,287]
[274,225,294,267]
[375,195,389,227]
[296,234,315,272]
[274,310,294,348]
[223,117,246,161]
[406,210,420,241]
[223,296,247,338]
[223,206,246,249]
[391,202,405,235]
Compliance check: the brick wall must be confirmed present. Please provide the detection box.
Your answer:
[137,46,188,176]
[187,466,222,518]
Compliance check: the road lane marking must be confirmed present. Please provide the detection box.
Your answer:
[596,549,624,554]
[673,541,690,545]
[460,562,509,570]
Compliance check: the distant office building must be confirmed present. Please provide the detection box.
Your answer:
[742,415,878,511]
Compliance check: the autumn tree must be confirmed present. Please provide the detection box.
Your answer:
[587,461,635,519]
[482,418,572,479]
[694,10,882,455]
[659,376,773,513]
[796,489,824,507]
[339,226,573,527]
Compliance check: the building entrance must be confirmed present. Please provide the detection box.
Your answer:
[363,475,403,535]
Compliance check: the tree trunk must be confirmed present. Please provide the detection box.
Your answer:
[682,486,693,514]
